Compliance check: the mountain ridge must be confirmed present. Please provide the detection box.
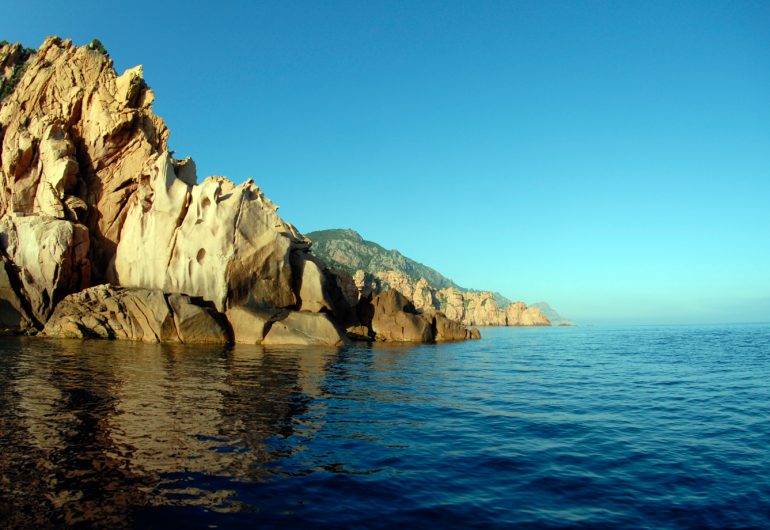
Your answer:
[307,228,554,327]
[306,228,463,291]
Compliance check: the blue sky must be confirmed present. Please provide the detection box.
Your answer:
[3,1,769,324]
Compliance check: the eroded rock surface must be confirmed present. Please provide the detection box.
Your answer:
[262,311,347,346]
[0,214,90,322]
[433,311,471,341]
[43,285,228,343]
[0,38,475,344]
[365,290,434,343]
[226,306,275,344]
[114,167,305,312]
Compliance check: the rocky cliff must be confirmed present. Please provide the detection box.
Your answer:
[530,302,575,326]
[0,37,477,344]
[307,229,552,327]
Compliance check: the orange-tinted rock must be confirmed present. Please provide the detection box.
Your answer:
[369,290,433,343]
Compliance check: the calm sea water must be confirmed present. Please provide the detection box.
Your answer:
[1,324,769,529]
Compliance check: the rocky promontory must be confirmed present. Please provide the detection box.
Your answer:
[307,229,555,327]
[0,37,478,344]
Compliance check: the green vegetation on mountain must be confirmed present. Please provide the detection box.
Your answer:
[306,229,462,290]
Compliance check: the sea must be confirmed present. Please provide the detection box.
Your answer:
[0,324,768,529]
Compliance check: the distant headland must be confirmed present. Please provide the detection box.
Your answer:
[307,228,573,326]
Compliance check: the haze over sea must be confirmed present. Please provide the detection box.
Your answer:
[2,324,768,529]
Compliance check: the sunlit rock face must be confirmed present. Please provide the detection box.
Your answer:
[0,39,168,274]
[0,37,473,343]
[354,279,550,327]
[0,37,313,318]
[307,229,552,328]
[43,285,230,344]
[504,301,551,326]
[262,311,347,346]
[113,162,304,312]
[0,214,90,324]
[0,39,309,327]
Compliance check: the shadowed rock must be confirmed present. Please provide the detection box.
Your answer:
[434,311,471,341]
[0,257,34,332]
[367,290,433,343]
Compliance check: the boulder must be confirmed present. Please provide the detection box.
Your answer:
[345,324,373,341]
[43,285,229,343]
[0,214,90,323]
[368,290,434,343]
[44,285,173,341]
[469,326,482,340]
[226,305,274,344]
[262,311,346,346]
[434,312,469,341]
[167,294,229,344]
[292,252,334,313]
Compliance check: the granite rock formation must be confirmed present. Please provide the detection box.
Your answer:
[43,285,229,343]
[366,290,434,343]
[0,38,475,344]
[262,312,347,347]
[434,311,473,341]
[308,229,552,327]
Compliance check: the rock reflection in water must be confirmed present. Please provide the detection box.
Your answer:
[0,337,340,528]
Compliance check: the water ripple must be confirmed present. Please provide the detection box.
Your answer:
[1,324,769,528]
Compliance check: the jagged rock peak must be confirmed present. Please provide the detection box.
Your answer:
[0,37,312,326]
[0,36,168,274]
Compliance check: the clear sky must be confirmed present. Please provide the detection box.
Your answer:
[3,1,769,324]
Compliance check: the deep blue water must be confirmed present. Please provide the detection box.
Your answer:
[1,324,769,529]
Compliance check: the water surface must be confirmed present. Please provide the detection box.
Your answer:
[1,324,769,528]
